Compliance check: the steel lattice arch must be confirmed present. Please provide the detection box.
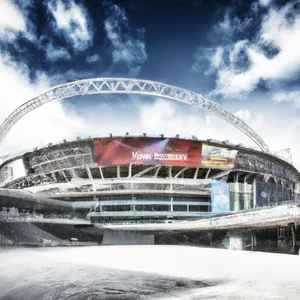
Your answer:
[0,78,269,152]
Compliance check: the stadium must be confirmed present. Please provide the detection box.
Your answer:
[0,78,299,225]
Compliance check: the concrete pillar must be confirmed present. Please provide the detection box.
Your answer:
[243,181,249,210]
[290,223,296,247]
[194,167,199,179]
[293,182,298,203]
[99,166,104,179]
[253,178,257,208]
[229,229,243,250]
[205,168,211,179]
[234,182,240,211]
[117,165,121,178]
[250,232,257,251]
[128,164,132,177]
[70,168,78,178]
[86,167,96,192]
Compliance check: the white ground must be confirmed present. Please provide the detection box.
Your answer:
[1,246,300,299]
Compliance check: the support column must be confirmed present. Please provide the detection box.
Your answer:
[229,229,243,250]
[234,181,240,211]
[250,232,257,251]
[205,168,211,179]
[244,176,250,210]
[86,167,95,192]
[253,178,257,208]
[117,165,121,178]
[169,166,172,178]
[293,182,297,203]
[194,167,199,179]
[128,164,132,177]
[99,167,104,180]
[290,223,296,247]
[70,168,78,178]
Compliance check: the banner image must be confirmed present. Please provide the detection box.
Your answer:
[0,159,26,186]
[211,183,230,212]
[202,144,237,169]
[256,182,292,207]
[93,137,202,167]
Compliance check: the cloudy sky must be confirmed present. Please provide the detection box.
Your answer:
[0,0,300,168]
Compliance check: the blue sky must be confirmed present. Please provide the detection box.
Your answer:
[0,0,300,168]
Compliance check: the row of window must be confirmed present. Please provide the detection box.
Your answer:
[66,195,210,201]
[94,204,210,213]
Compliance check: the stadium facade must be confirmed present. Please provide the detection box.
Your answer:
[0,135,299,224]
[0,78,299,225]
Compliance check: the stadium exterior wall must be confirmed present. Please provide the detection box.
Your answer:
[0,136,299,224]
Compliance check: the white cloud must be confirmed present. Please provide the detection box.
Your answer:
[0,1,86,156]
[229,40,248,63]
[137,98,263,147]
[1,60,300,169]
[86,54,100,63]
[1,0,299,171]
[214,10,253,37]
[259,0,272,7]
[0,54,86,155]
[47,0,93,51]
[234,109,264,128]
[234,109,251,123]
[192,46,224,75]
[211,47,224,69]
[214,63,257,96]
[273,90,300,106]
[0,0,26,41]
[196,1,300,98]
[45,43,71,61]
[104,5,147,75]
[0,5,142,156]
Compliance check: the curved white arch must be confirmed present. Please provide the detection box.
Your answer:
[0,78,269,152]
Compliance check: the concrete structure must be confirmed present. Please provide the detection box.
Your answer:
[0,78,299,251]
[0,135,298,224]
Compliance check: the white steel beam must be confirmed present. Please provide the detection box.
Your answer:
[133,165,158,177]
[174,166,190,178]
[0,78,270,152]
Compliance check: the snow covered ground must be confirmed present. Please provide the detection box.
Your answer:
[0,245,300,299]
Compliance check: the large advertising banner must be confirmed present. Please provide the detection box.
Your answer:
[93,137,202,167]
[211,183,230,212]
[0,159,27,186]
[202,143,237,169]
[256,182,292,207]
